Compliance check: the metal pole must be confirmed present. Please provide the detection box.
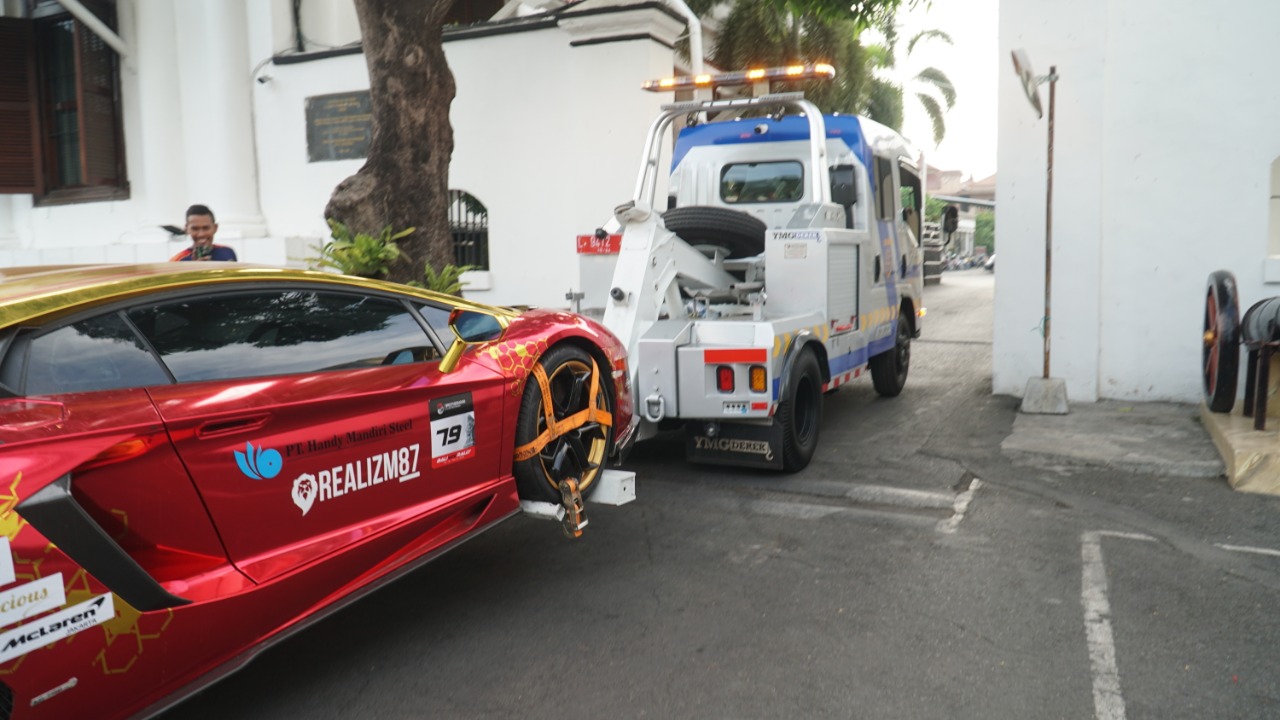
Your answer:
[1043,66,1057,380]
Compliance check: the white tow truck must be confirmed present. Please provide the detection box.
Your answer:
[576,64,927,471]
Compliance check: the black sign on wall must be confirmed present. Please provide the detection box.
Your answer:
[305,91,372,162]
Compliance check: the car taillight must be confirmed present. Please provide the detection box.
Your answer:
[716,366,735,392]
[749,365,767,392]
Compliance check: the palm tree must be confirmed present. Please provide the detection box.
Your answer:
[689,0,941,135]
[706,1,874,117]
[866,24,956,145]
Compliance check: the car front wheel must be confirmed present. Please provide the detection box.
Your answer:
[513,344,614,504]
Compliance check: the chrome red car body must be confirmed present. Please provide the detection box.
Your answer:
[0,264,633,719]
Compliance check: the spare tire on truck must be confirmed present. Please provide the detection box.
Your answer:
[662,206,767,259]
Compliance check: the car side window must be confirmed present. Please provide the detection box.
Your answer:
[21,313,171,396]
[416,302,457,345]
[129,290,441,383]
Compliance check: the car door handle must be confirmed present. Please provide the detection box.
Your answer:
[197,413,271,439]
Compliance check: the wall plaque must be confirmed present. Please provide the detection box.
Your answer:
[305,91,372,162]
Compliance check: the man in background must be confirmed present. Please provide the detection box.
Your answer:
[170,204,238,261]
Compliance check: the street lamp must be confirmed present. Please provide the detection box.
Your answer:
[1012,48,1068,414]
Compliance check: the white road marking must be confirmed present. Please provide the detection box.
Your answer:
[1215,543,1280,558]
[935,478,982,534]
[1080,531,1155,720]
[845,485,954,509]
[747,500,843,521]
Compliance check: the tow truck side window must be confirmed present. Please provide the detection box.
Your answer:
[721,161,804,204]
[874,156,896,221]
[899,162,923,246]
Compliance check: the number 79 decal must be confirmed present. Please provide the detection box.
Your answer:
[430,393,476,468]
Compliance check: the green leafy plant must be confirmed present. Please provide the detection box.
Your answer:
[409,263,478,296]
[310,220,413,278]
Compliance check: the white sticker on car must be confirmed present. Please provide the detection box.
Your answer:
[0,538,13,587]
[0,573,65,629]
[290,443,422,515]
[431,393,475,469]
[0,593,115,665]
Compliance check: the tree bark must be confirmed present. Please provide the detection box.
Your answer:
[326,0,458,283]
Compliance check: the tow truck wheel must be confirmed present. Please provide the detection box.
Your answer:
[780,350,823,472]
[513,345,614,504]
[662,206,767,259]
[870,312,911,397]
[1203,270,1240,413]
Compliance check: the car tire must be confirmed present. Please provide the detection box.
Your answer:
[1203,270,1240,413]
[870,310,910,397]
[780,350,823,472]
[662,206,767,259]
[513,344,613,504]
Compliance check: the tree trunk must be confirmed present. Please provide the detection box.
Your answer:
[325,0,458,283]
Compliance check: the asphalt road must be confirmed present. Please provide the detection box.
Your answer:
[162,269,1280,720]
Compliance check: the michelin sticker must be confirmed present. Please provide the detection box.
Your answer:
[290,443,422,516]
[0,593,115,664]
[430,393,475,469]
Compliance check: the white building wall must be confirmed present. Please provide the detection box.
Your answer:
[447,18,677,307]
[1,0,680,310]
[997,0,1280,403]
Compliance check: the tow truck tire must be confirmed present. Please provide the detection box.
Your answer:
[513,345,614,504]
[870,313,911,397]
[662,206,767,259]
[780,350,823,472]
[1203,270,1240,413]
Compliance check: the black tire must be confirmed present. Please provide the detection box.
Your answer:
[1203,270,1240,413]
[662,206,767,259]
[513,344,614,504]
[870,310,910,397]
[780,350,823,472]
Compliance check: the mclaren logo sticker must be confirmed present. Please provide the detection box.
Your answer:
[0,593,115,665]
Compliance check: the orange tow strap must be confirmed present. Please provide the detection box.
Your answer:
[513,359,613,463]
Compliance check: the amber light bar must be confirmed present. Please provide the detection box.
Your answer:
[641,63,836,92]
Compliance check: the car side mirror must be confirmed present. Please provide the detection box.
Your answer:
[439,309,506,373]
[830,165,857,207]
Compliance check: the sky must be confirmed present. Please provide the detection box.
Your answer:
[888,0,1000,180]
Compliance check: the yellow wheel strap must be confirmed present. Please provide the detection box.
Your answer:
[513,358,613,463]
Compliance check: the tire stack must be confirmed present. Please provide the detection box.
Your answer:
[922,221,945,286]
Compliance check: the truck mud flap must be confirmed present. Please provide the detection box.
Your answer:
[685,421,784,470]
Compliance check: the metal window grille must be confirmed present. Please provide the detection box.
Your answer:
[449,190,489,270]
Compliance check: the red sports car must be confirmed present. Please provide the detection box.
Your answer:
[0,264,635,719]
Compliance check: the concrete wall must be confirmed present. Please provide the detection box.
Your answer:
[997,0,1280,403]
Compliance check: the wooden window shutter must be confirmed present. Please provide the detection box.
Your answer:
[76,19,123,187]
[0,18,41,194]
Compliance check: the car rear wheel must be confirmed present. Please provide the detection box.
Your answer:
[513,344,614,504]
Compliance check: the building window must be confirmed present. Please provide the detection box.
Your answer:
[449,190,489,270]
[0,0,127,203]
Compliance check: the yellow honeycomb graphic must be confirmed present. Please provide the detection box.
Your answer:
[486,338,548,396]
